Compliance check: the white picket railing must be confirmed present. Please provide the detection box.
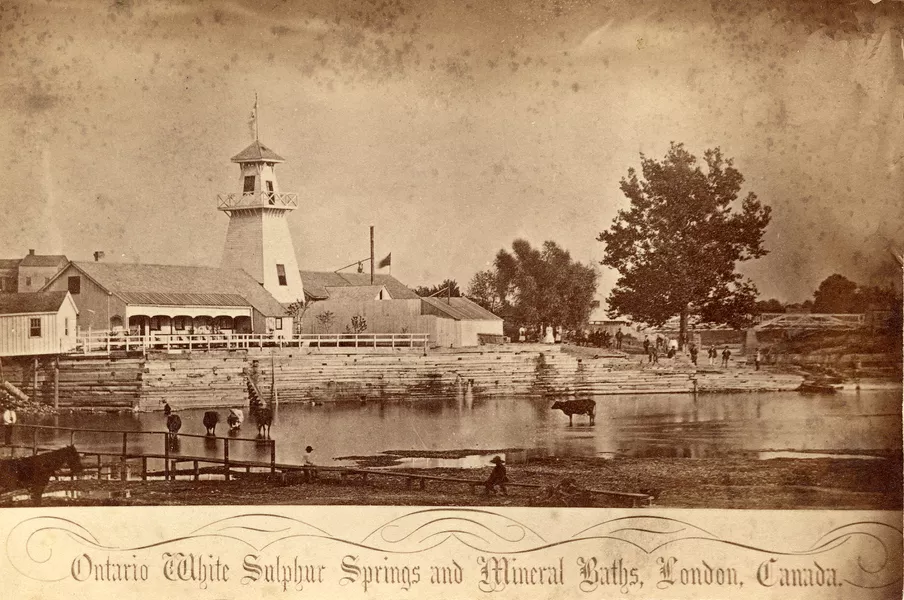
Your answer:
[73,332,430,355]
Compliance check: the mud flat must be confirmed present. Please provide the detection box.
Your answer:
[15,453,901,510]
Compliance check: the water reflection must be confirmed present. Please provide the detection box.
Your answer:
[18,388,901,468]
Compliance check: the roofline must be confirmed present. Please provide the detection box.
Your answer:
[41,262,125,303]
[230,157,285,164]
[0,310,62,317]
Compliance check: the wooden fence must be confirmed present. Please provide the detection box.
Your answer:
[74,332,430,355]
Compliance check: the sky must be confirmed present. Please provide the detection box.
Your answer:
[0,0,902,309]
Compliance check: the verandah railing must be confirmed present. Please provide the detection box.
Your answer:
[73,332,430,355]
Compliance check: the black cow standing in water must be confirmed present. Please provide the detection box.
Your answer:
[203,411,220,436]
[253,407,273,438]
[551,399,596,426]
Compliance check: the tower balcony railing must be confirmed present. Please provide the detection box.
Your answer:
[217,192,299,210]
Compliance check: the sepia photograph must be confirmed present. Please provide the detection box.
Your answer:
[0,0,902,597]
[0,0,901,511]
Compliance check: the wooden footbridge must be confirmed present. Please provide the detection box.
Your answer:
[3,423,653,507]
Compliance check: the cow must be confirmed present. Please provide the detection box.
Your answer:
[253,406,273,438]
[202,411,220,435]
[227,408,243,432]
[0,446,83,506]
[551,399,596,426]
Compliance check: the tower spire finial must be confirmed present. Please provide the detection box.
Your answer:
[254,92,259,141]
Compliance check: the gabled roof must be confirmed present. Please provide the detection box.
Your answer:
[58,262,286,317]
[0,291,71,315]
[421,297,502,321]
[20,254,68,267]
[0,259,21,270]
[300,271,420,301]
[324,285,389,302]
[231,140,285,163]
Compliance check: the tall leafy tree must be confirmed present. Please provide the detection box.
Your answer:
[466,270,505,314]
[599,143,771,347]
[492,239,597,332]
[812,274,859,313]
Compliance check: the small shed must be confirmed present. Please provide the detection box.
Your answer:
[421,297,504,346]
[0,291,79,356]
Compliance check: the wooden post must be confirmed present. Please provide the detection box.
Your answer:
[141,457,147,481]
[223,438,230,482]
[163,433,170,480]
[370,225,375,285]
[96,454,102,478]
[53,360,59,410]
[122,432,128,457]
[270,440,276,474]
[32,358,38,403]
[193,460,199,481]
[32,428,37,455]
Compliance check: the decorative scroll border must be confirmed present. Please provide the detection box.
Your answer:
[6,509,901,590]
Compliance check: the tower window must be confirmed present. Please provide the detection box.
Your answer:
[243,175,255,194]
[276,264,287,286]
[266,180,275,204]
[68,276,81,294]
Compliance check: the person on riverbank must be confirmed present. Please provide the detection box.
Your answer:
[643,336,650,355]
[2,405,17,446]
[708,345,716,366]
[650,346,659,365]
[484,456,508,495]
[721,347,731,367]
[689,344,698,366]
[302,445,317,482]
[754,349,762,371]
[615,328,623,350]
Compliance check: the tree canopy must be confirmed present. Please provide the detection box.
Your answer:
[468,239,597,332]
[415,279,461,298]
[812,273,900,313]
[599,142,772,345]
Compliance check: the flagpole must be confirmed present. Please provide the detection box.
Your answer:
[254,92,259,141]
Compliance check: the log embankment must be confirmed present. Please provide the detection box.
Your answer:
[0,345,817,412]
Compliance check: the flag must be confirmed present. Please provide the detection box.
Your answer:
[378,253,391,268]
[248,93,258,140]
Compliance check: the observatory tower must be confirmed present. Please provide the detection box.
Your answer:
[217,139,304,304]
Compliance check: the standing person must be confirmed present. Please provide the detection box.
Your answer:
[302,445,317,482]
[651,346,659,365]
[615,328,623,350]
[708,345,716,366]
[689,343,698,366]
[721,347,731,367]
[163,401,172,416]
[484,456,508,495]
[518,327,526,343]
[2,405,17,446]
[643,336,650,356]
[754,348,762,371]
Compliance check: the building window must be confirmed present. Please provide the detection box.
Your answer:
[174,316,188,331]
[25,276,32,287]
[276,264,287,286]
[243,175,255,194]
[30,318,41,337]
[110,315,123,329]
[68,276,81,294]
[266,180,275,204]
[275,318,283,330]
[64,318,69,336]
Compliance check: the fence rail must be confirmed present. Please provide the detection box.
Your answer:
[73,332,430,355]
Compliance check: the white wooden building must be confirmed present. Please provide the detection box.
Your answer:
[0,291,79,356]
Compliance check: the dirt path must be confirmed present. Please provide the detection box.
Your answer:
[11,454,900,510]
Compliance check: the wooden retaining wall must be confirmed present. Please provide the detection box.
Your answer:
[1,345,807,411]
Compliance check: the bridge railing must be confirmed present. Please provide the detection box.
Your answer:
[73,332,430,355]
[5,423,276,481]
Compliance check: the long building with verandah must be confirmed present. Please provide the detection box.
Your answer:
[41,261,291,337]
[0,291,79,356]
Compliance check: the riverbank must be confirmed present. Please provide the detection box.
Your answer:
[19,453,902,510]
[1,344,820,412]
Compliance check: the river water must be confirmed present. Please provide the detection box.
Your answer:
[15,387,901,469]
